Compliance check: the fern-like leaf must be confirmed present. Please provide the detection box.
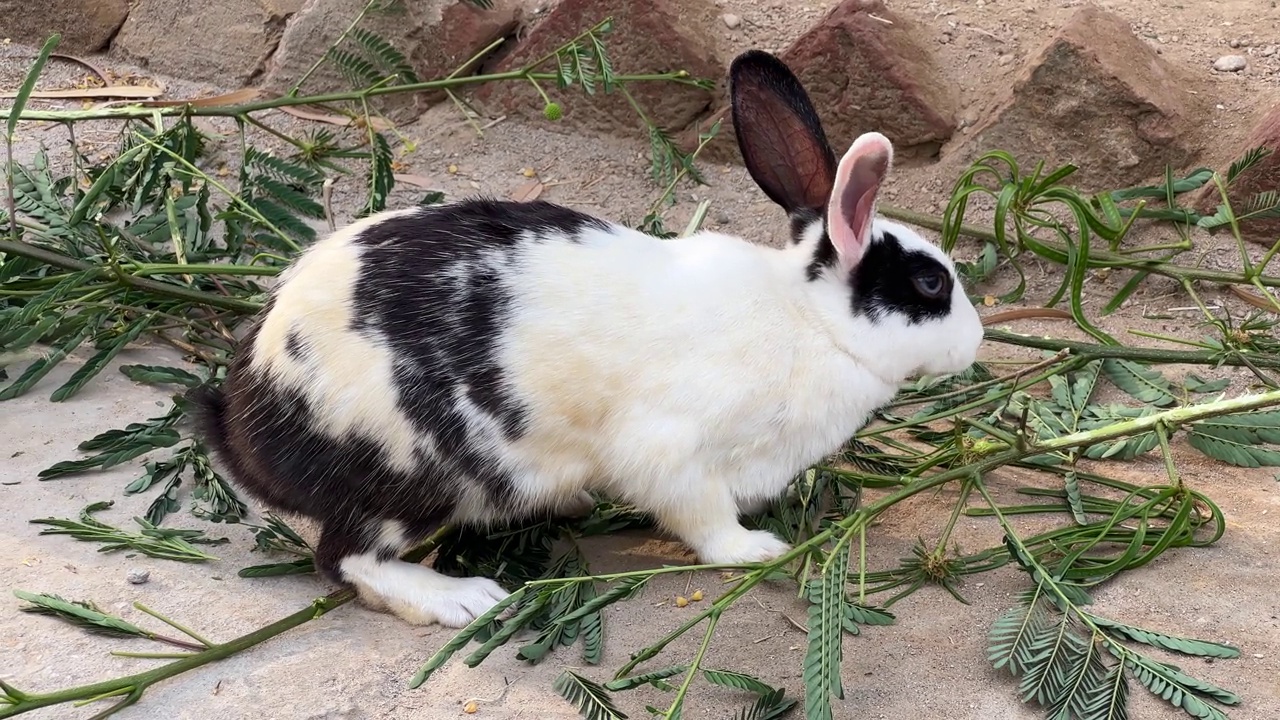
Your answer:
[702,669,776,696]
[328,48,382,88]
[359,132,395,217]
[554,670,628,720]
[1187,427,1280,467]
[1225,146,1271,184]
[1125,655,1233,718]
[1088,615,1239,659]
[732,688,797,720]
[349,27,418,84]
[1101,359,1177,407]
[803,542,850,720]
[1078,662,1131,720]
[605,664,688,692]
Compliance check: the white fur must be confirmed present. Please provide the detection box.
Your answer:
[487,216,982,569]
[339,552,510,627]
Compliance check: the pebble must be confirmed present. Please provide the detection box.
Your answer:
[1213,55,1248,72]
[715,210,732,225]
[127,568,150,585]
[722,13,742,29]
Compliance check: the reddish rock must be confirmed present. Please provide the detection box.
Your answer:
[1194,106,1280,245]
[114,0,303,86]
[683,0,956,165]
[1,0,129,53]
[262,0,523,121]
[474,0,723,137]
[952,5,1206,191]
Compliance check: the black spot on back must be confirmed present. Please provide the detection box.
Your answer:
[349,198,612,506]
[850,231,952,323]
[284,328,309,360]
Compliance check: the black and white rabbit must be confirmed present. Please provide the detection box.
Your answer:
[189,49,984,628]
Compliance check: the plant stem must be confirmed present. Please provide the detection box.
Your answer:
[0,526,454,719]
[2,70,704,124]
[985,328,1280,369]
[0,239,262,312]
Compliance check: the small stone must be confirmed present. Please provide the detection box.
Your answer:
[127,569,150,585]
[715,210,731,225]
[997,54,1013,66]
[1229,38,1241,48]
[1213,55,1248,72]
[1262,45,1277,57]
[722,13,742,29]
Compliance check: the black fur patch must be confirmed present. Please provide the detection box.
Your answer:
[350,198,610,507]
[850,231,952,323]
[284,328,309,360]
[189,198,615,581]
[790,209,837,281]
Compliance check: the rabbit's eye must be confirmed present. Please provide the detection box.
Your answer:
[913,271,949,299]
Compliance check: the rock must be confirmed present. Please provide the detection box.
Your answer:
[113,0,303,86]
[262,0,523,121]
[683,0,955,165]
[1,0,129,53]
[475,0,722,137]
[127,569,150,585]
[953,5,1206,191]
[722,13,742,29]
[1213,55,1248,73]
[1193,105,1280,245]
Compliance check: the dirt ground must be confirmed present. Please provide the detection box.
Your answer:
[3,0,1280,718]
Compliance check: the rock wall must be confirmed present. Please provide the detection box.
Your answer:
[10,0,1274,237]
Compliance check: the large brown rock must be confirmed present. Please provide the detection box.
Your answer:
[474,0,723,137]
[952,5,1205,191]
[261,0,523,121]
[683,0,956,165]
[0,0,129,53]
[113,0,304,86]
[1194,106,1280,246]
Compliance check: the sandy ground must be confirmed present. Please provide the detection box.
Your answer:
[3,0,1280,718]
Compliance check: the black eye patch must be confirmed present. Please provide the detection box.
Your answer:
[850,231,954,323]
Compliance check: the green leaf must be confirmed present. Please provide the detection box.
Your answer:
[0,322,96,401]
[356,131,394,217]
[1187,428,1280,467]
[238,558,316,577]
[1183,374,1231,395]
[604,665,688,692]
[731,688,797,720]
[1101,359,1177,407]
[555,575,650,626]
[554,670,628,720]
[1088,615,1239,659]
[51,315,154,402]
[1063,470,1088,525]
[803,542,851,720]
[14,590,149,639]
[120,364,204,388]
[702,669,777,696]
[6,34,60,137]
[409,588,529,687]
[1125,655,1233,718]
[349,28,418,84]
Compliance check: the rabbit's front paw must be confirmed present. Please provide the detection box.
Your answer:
[698,529,791,565]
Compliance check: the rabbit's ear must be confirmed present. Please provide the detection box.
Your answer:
[827,132,893,273]
[729,50,837,214]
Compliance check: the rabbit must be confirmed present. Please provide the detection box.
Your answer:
[188,48,985,629]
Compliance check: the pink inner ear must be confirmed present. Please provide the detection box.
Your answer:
[828,135,892,272]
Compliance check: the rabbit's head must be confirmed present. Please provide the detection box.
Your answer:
[729,50,983,381]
